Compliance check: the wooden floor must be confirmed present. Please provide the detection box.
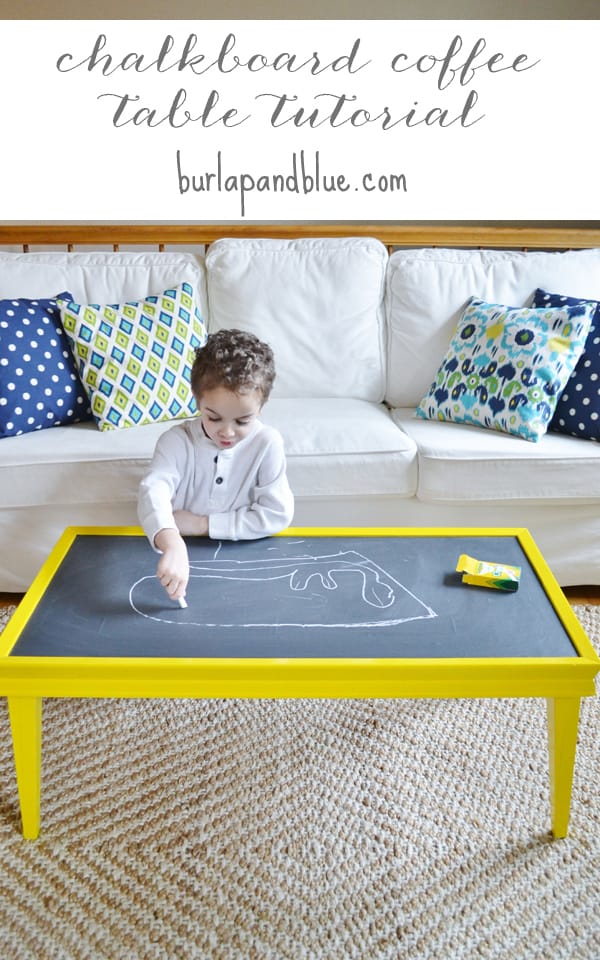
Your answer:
[563,586,600,605]
[1,587,600,615]
[0,593,23,611]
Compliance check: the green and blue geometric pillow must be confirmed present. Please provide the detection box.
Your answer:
[416,296,594,442]
[533,288,600,441]
[58,283,206,432]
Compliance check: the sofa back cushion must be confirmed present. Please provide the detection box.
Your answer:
[0,251,207,314]
[385,247,600,408]
[0,252,208,434]
[205,238,387,401]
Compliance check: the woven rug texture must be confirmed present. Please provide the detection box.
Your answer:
[0,603,598,960]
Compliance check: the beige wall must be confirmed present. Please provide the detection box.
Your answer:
[3,1,599,17]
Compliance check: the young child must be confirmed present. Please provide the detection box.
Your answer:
[138,328,294,602]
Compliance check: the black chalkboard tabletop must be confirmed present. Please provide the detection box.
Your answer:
[1,527,587,661]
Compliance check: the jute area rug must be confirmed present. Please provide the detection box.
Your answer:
[0,605,598,960]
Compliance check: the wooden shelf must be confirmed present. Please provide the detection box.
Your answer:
[1,223,600,250]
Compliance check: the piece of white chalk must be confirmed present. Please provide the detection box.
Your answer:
[177,597,188,609]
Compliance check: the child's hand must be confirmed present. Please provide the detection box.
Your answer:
[173,510,209,536]
[154,528,189,600]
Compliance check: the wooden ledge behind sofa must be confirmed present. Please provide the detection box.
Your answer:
[1,224,600,254]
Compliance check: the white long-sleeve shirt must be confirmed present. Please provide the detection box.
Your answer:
[138,417,294,546]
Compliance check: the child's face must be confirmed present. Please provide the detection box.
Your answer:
[196,385,263,450]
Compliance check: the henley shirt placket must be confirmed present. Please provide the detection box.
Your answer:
[208,450,233,512]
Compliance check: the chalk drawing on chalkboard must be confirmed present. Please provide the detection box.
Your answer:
[129,543,437,629]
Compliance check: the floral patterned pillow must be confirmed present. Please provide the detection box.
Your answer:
[416,296,594,442]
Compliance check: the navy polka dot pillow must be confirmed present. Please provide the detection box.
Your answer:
[0,293,92,438]
[533,288,600,441]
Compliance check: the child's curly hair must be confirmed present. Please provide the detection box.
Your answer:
[191,328,276,404]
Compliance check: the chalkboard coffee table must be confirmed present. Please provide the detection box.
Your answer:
[1,525,598,839]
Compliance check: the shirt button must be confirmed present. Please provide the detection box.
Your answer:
[215,476,223,485]
[214,456,218,463]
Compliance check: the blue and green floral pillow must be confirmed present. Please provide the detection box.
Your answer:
[416,296,594,442]
[533,288,600,442]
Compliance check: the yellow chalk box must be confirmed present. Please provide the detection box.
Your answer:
[456,554,521,592]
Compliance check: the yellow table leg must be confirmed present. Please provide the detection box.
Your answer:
[8,697,42,840]
[546,697,581,839]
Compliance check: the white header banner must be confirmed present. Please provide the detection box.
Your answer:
[1,20,598,220]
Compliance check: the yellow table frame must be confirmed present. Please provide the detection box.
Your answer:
[0,525,598,841]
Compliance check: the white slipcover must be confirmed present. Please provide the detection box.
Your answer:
[206,238,387,402]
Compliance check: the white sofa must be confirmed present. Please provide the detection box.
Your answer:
[1,227,599,591]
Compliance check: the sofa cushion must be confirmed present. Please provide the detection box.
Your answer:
[416,296,593,442]
[0,419,178,508]
[58,283,206,431]
[533,288,600,441]
[0,400,418,512]
[261,398,417,498]
[0,292,92,437]
[392,408,600,502]
[385,247,600,408]
[0,251,207,307]
[205,238,387,402]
